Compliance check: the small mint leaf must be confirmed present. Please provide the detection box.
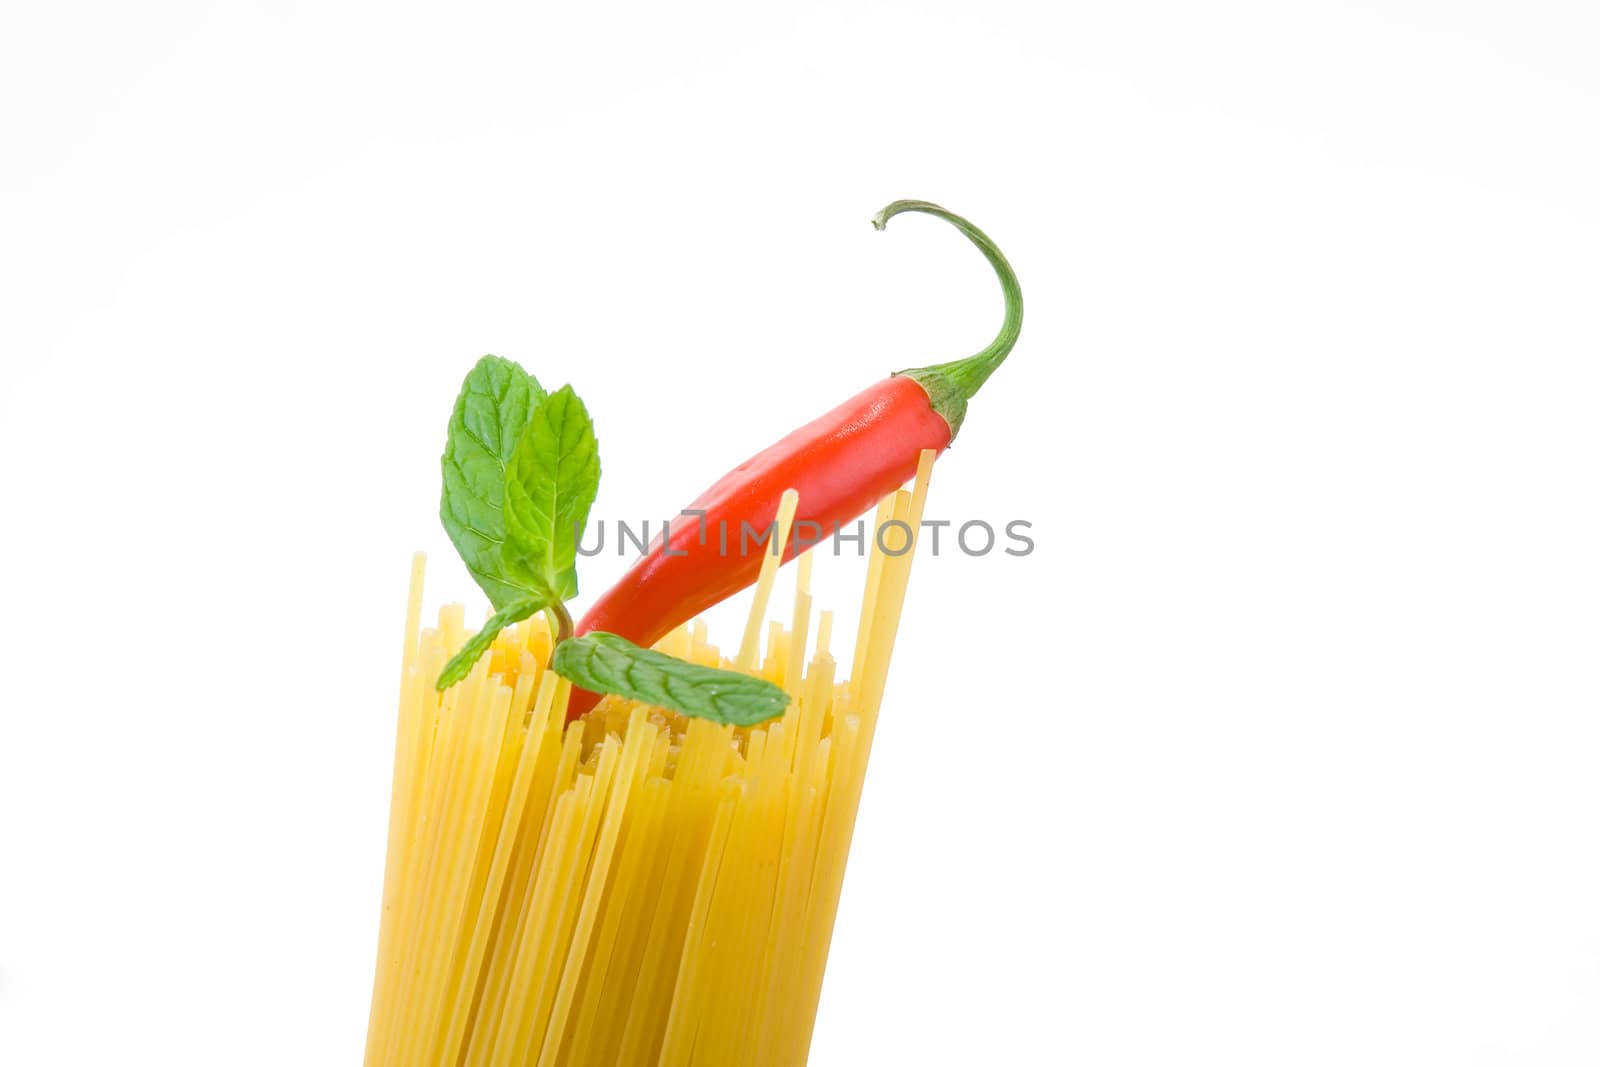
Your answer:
[440,356,547,610]
[435,597,546,690]
[552,632,790,726]
[503,385,600,602]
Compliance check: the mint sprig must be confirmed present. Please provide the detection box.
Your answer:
[503,385,600,604]
[433,356,787,729]
[436,596,546,689]
[553,633,790,727]
[440,356,546,611]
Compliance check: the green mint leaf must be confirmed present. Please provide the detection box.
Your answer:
[435,596,546,690]
[440,356,547,610]
[552,632,790,726]
[502,385,601,602]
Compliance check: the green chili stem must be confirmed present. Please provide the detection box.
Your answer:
[873,199,1023,440]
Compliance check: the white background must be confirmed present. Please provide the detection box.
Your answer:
[2,1,1597,1064]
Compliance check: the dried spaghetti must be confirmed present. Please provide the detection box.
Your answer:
[364,451,934,1066]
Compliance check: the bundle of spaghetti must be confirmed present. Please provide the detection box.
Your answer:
[363,451,935,1066]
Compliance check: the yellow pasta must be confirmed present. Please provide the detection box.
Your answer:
[364,451,935,1065]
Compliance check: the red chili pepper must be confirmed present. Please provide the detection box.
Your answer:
[567,200,1023,719]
